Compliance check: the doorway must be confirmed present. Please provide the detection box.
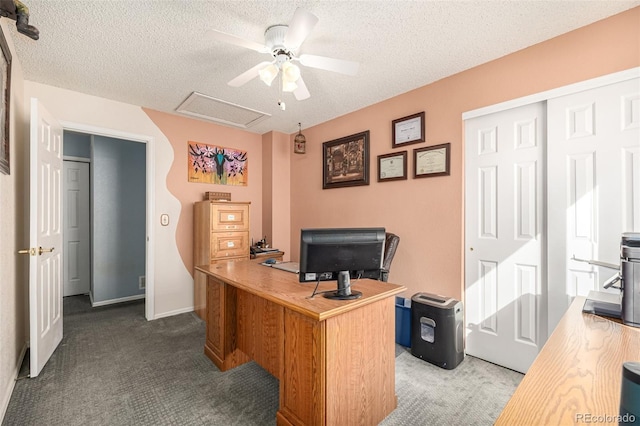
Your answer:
[62,130,147,307]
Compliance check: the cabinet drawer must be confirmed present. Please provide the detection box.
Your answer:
[211,205,249,231]
[211,231,249,259]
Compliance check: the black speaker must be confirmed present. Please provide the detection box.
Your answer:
[620,362,640,423]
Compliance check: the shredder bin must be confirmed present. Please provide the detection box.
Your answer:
[410,292,464,369]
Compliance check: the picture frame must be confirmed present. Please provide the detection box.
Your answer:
[0,26,11,175]
[378,151,407,182]
[414,143,450,178]
[322,130,370,189]
[392,111,424,148]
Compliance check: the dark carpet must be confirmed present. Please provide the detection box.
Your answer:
[2,296,522,425]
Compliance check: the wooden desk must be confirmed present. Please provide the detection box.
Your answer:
[496,296,640,425]
[195,261,405,426]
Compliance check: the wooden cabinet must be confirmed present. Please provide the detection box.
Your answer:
[194,201,250,319]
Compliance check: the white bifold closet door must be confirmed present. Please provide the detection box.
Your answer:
[465,76,640,374]
[465,102,546,374]
[547,78,640,332]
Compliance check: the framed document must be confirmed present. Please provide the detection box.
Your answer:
[378,151,407,182]
[392,112,425,148]
[414,143,450,178]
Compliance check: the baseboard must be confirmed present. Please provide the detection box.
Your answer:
[1,342,27,422]
[91,294,145,307]
[153,305,194,320]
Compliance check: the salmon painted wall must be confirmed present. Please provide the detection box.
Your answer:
[289,7,640,300]
[143,108,264,274]
[261,131,292,258]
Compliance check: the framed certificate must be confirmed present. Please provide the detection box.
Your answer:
[378,151,407,182]
[414,143,450,178]
[392,112,425,148]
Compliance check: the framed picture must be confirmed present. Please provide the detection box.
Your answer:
[392,111,424,148]
[0,27,11,175]
[322,130,370,189]
[414,143,450,178]
[378,151,407,182]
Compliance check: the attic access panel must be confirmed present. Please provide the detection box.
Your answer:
[176,92,270,129]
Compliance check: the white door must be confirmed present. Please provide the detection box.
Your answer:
[63,160,90,296]
[28,98,63,377]
[465,102,546,374]
[547,78,640,331]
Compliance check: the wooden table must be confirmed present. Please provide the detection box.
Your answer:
[496,296,640,425]
[195,261,405,426]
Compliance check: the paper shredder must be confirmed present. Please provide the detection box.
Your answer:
[410,292,464,369]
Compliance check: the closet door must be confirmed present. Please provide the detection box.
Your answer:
[465,102,546,374]
[547,78,640,331]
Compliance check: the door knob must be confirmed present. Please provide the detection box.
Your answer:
[38,247,54,255]
[17,247,54,256]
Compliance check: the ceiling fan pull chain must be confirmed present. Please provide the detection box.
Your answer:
[277,72,285,111]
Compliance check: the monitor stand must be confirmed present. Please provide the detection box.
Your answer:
[323,271,362,300]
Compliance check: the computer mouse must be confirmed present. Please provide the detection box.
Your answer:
[264,258,277,264]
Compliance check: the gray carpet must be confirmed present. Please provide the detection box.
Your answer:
[2,296,522,425]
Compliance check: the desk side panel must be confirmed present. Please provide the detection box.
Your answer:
[279,310,325,426]
[237,289,284,379]
[325,296,397,425]
[205,276,250,371]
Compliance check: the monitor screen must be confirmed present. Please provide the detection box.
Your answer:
[299,227,385,299]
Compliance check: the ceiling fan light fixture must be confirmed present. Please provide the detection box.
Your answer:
[282,79,298,92]
[281,61,301,83]
[259,64,279,86]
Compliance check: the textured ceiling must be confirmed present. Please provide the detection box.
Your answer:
[8,0,640,135]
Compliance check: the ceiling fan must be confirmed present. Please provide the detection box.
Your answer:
[207,8,359,102]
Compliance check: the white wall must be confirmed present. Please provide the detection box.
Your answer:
[23,81,193,318]
[0,21,27,421]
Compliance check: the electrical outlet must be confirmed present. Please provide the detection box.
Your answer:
[139,276,146,290]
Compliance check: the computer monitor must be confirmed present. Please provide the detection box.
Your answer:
[299,227,386,300]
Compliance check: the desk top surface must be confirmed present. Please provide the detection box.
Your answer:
[496,296,640,425]
[196,260,405,321]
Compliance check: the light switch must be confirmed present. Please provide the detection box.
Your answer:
[160,214,169,226]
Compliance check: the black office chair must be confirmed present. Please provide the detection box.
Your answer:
[380,232,400,282]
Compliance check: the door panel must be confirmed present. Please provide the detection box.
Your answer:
[465,102,546,373]
[63,161,90,296]
[547,78,640,331]
[29,98,64,377]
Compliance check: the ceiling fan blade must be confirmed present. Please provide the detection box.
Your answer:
[293,76,311,100]
[228,61,272,87]
[299,54,359,76]
[284,8,319,50]
[206,29,269,53]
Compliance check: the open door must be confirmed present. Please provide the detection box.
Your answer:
[24,98,63,377]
